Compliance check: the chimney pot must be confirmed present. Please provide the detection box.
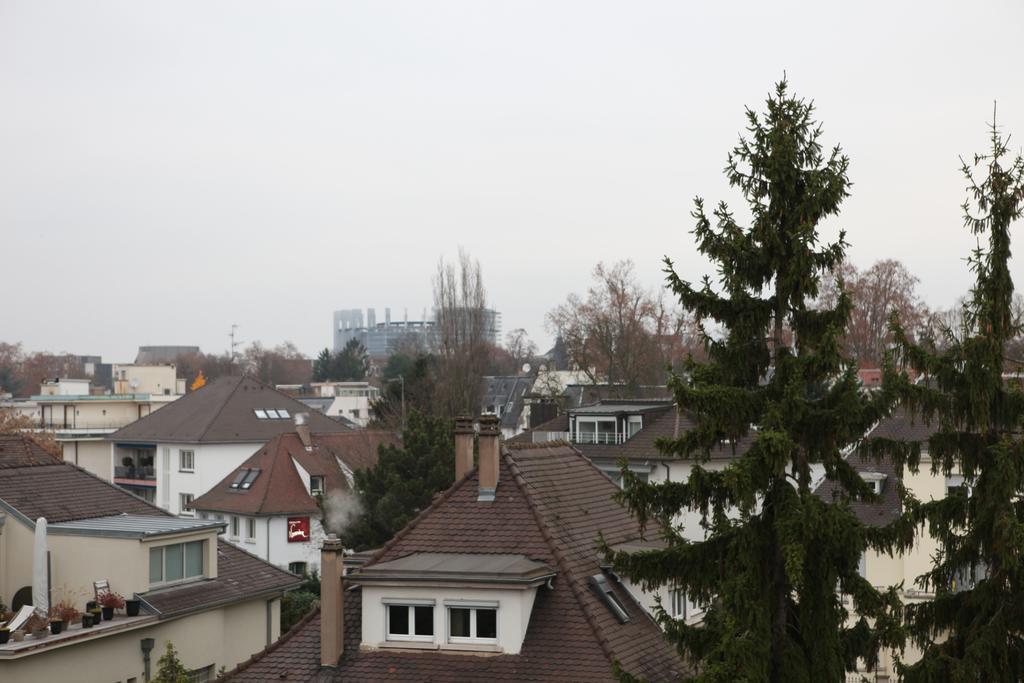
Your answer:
[295,412,312,450]
[320,535,344,667]
[454,415,475,481]
[477,414,501,502]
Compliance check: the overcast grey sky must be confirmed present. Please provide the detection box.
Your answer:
[2,1,1022,362]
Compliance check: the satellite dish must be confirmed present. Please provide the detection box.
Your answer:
[521,363,531,375]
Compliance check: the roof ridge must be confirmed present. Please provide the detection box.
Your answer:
[503,447,618,667]
[196,375,247,442]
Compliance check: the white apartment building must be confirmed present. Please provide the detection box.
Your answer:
[107,375,351,513]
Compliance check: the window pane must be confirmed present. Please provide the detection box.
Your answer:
[165,543,184,582]
[450,608,470,638]
[185,541,204,577]
[413,605,433,636]
[476,609,497,639]
[388,605,409,635]
[149,547,162,583]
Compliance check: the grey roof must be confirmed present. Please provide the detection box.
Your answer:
[48,513,226,539]
[570,400,673,416]
[353,552,555,585]
[480,376,534,430]
[109,375,350,444]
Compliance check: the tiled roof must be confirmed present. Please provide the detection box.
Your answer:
[140,542,300,616]
[584,406,754,463]
[224,606,323,682]
[0,433,298,616]
[0,463,162,523]
[0,433,62,469]
[190,430,399,516]
[480,375,534,430]
[814,409,937,526]
[109,375,351,444]
[226,443,689,681]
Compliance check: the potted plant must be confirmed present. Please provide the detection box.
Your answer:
[98,591,124,621]
[125,597,141,617]
[0,626,10,645]
[11,629,25,642]
[81,612,93,628]
[85,600,98,612]
[89,607,102,626]
[48,602,79,634]
[26,613,48,640]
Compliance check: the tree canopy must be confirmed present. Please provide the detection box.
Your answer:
[342,409,454,551]
[312,339,370,383]
[872,115,1024,681]
[606,80,903,682]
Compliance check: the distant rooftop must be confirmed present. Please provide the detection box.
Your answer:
[48,513,226,539]
[135,345,200,364]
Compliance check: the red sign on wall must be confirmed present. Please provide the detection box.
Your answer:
[287,517,310,543]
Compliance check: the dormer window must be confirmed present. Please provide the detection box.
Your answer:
[447,602,498,643]
[861,472,887,495]
[310,475,325,495]
[385,601,435,642]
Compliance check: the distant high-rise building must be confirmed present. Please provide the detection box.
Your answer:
[332,307,502,356]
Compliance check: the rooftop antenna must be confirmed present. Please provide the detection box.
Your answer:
[229,324,243,366]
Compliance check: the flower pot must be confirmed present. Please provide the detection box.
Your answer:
[101,606,114,621]
[89,610,101,626]
[0,629,10,645]
[31,627,48,640]
[82,614,93,628]
[86,601,98,612]
[12,630,25,642]
[125,599,141,617]
[49,620,63,635]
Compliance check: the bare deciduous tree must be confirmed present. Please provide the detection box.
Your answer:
[545,260,692,392]
[819,258,930,366]
[432,249,491,415]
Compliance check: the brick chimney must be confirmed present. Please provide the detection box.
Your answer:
[320,534,344,668]
[477,414,500,502]
[295,412,312,451]
[454,415,475,481]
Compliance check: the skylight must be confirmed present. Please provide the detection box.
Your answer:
[589,573,630,623]
[254,409,291,420]
[240,468,261,489]
[230,469,249,489]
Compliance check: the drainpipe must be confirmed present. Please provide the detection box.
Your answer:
[140,637,155,681]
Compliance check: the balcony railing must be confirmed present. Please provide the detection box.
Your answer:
[537,431,628,445]
[41,421,130,431]
[114,465,156,480]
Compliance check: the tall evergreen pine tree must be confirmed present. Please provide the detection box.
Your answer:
[606,81,903,682]
[873,115,1024,681]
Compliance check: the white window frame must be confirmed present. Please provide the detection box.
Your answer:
[246,517,257,542]
[445,600,498,644]
[179,449,195,472]
[180,493,195,516]
[231,516,240,539]
[310,475,325,496]
[383,598,435,642]
[149,540,205,586]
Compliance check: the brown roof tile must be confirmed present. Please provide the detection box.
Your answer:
[109,375,351,444]
[190,431,399,516]
[814,409,937,526]
[226,443,689,681]
[0,433,63,469]
[0,433,299,614]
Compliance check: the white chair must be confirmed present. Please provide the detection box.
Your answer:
[2,605,35,632]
